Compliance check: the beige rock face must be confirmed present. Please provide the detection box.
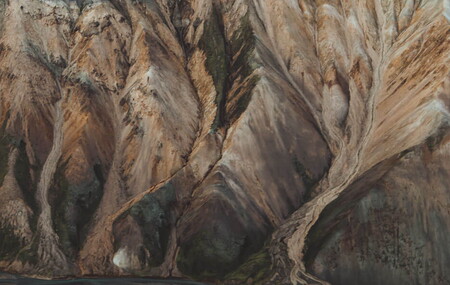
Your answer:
[0,0,448,284]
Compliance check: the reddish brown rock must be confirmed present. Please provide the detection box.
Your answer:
[0,1,448,284]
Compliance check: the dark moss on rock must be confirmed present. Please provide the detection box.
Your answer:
[177,228,247,279]
[0,115,12,187]
[198,5,228,131]
[14,141,38,228]
[224,248,271,284]
[126,183,175,267]
[51,163,104,259]
[0,224,21,261]
[16,234,39,265]
[225,13,259,125]
[198,8,259,130]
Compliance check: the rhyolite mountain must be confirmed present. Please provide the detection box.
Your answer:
[0,0,449,284]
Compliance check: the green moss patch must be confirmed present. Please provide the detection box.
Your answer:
[198,6,228,131]
[198,8,259,130]
[224,248,271,284]
[225,13,259,125]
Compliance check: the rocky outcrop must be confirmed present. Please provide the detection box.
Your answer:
[0,1,448,284]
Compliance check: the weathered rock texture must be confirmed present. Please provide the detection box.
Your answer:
[0,0,448,284]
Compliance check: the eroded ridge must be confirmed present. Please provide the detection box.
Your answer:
[0,0,448,283]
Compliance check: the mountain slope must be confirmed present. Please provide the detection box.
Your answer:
[0,1,448,284]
